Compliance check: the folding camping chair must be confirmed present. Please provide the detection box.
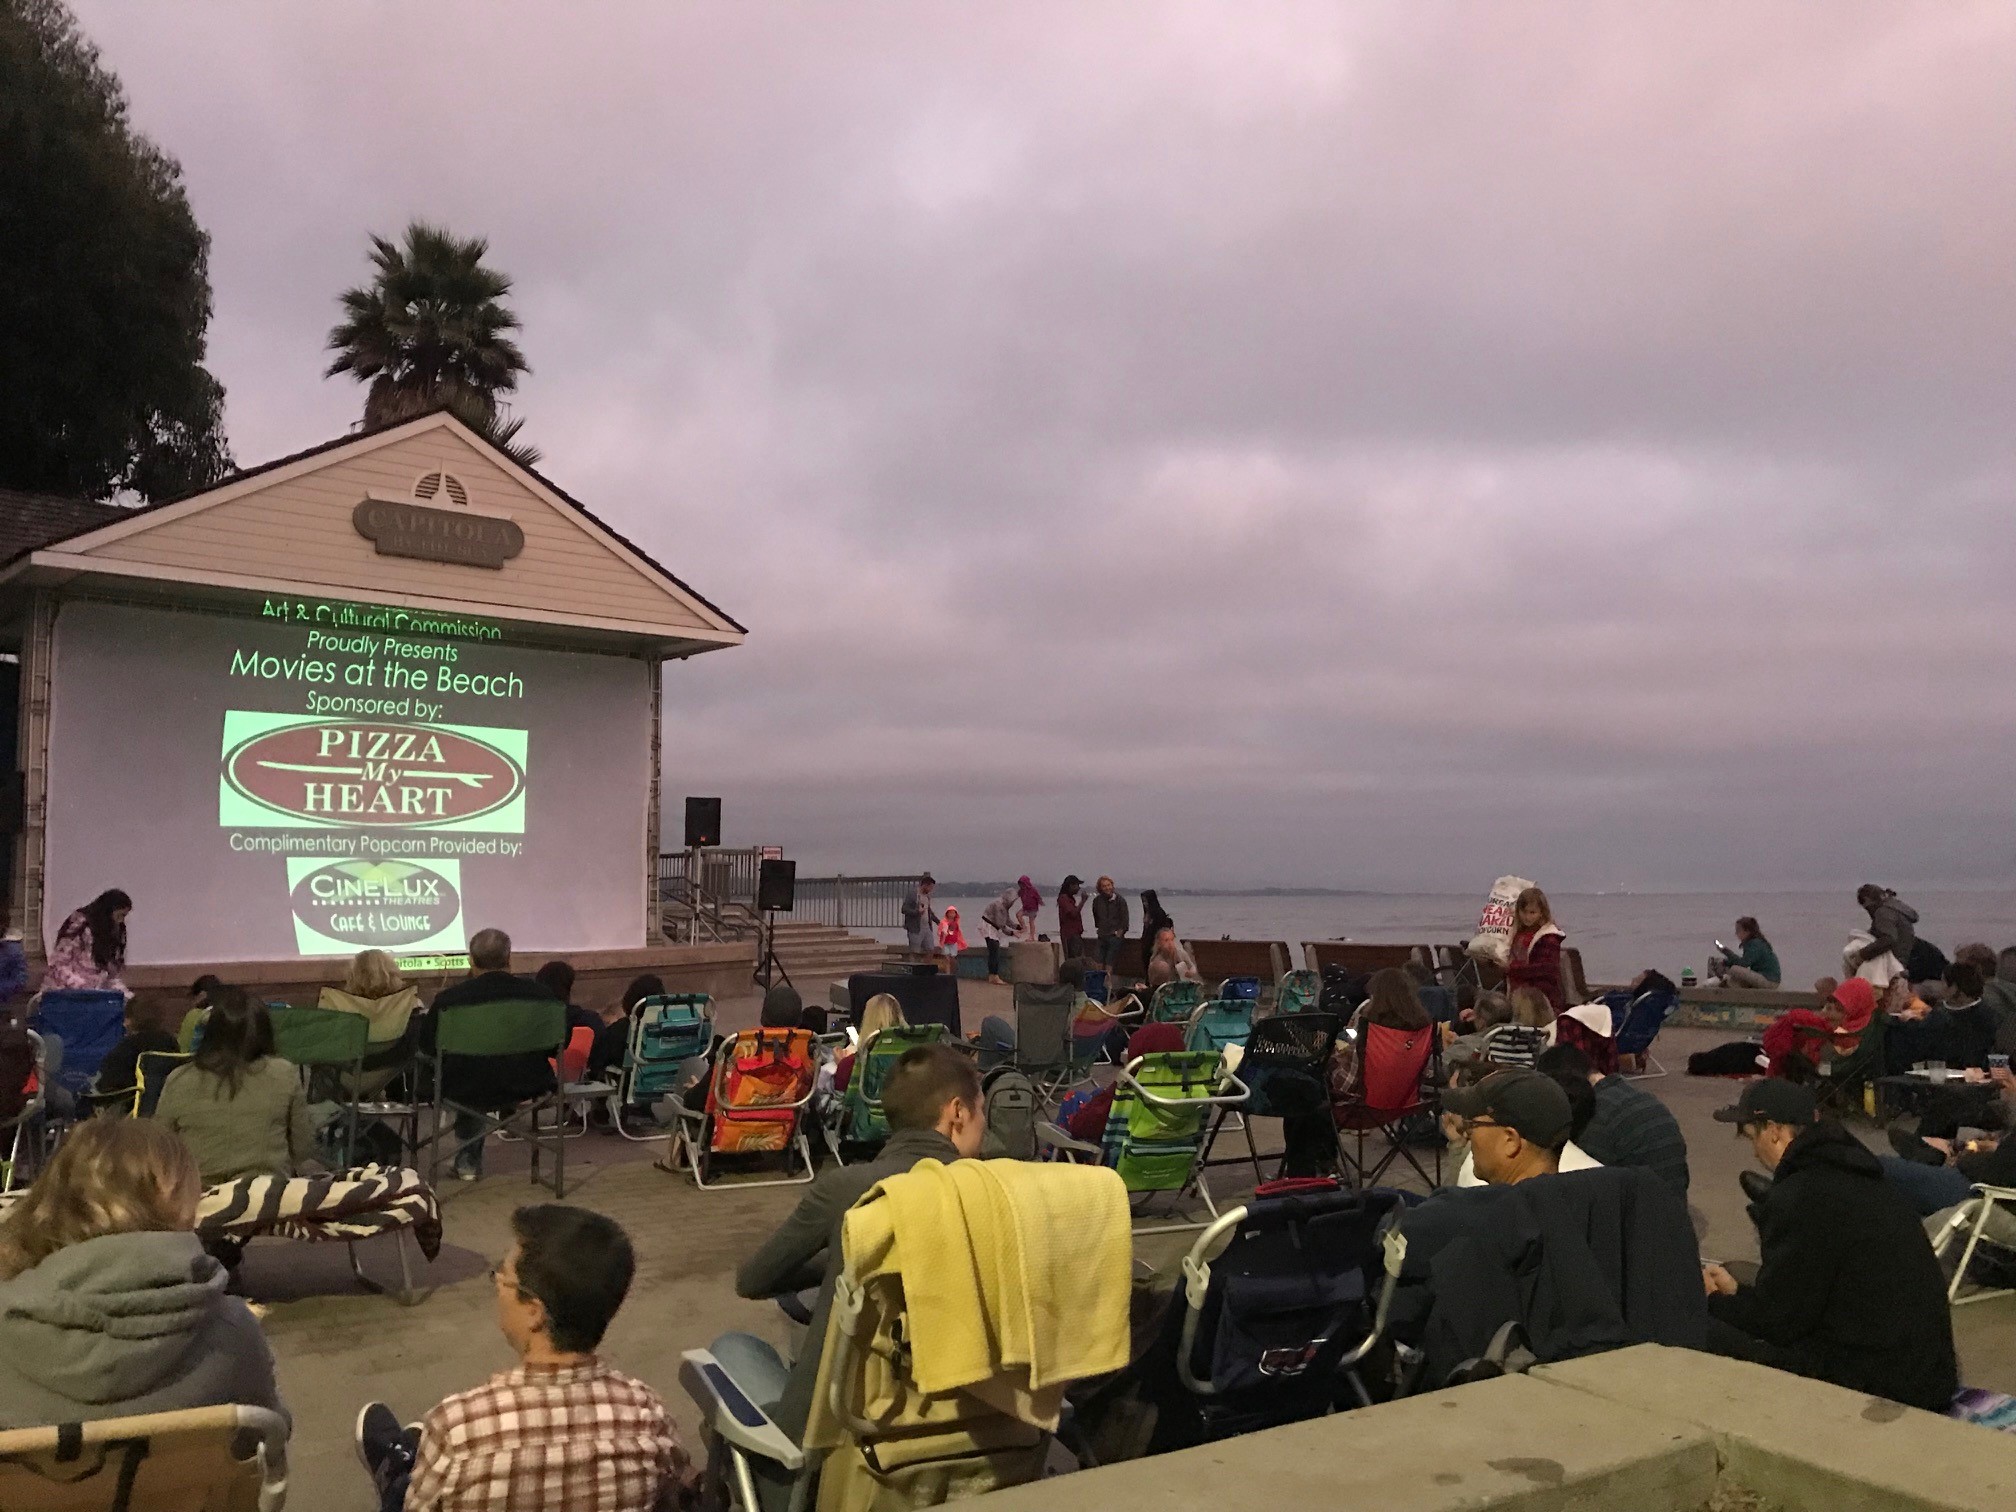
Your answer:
[0,1402,290,1512]
[1931,1184,2016,1306]
[1214,976,1262,1006]
[1200,1012,1341,1187]
[1613,985,1680,1079]
[824,1022,949,1157]
[1332,1022,1439,1190]
[1166,1180,1405,1444]
[28,989,125,1108]
[1148,980,1206,1024]
[611,993,715,1140]
[1010,982,1081,1101]
[1044,1050,1250,1235]
[669,1027,818,1188]
[268,1004,369,1167]
[424,997,568,1196]
[1274,970,1322,1017]
[1185,996,1256,1057]
[0,1029,45,1193]
[1812,1015,1886,1120]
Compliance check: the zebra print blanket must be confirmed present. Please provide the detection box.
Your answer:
[196,1164,442,1258]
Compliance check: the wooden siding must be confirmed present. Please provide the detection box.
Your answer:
[82,429,722,635]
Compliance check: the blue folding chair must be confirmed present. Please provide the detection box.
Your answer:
[1082,969,1110,1005]
[30,990,125,1103]
[616,994,715,1140]
[1185,997,1255,1056]
[1216,977,1262,1005]
[1612,987,1679,1079]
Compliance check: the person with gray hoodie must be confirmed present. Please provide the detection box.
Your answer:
[0,1119,286,1428]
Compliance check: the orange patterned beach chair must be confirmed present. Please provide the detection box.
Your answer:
[669,1027,818,1188]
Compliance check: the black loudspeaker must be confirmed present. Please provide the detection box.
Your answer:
[757,858,796,913]
[684,796,722,849]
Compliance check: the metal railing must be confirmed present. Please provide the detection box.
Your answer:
[658,847,767,942]
[791,875,915,931]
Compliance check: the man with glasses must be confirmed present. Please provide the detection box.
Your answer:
[1443,1068,1575,1185]
[355,1204,692,1511]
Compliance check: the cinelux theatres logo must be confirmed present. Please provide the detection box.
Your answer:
[284,857,466,955]
[219,712,528,833]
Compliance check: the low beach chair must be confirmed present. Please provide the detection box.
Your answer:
[1161,1180,1405,1446]
[1275,970,1322,1016]
[1613,985,1680,1079]
[670,1027,818,1188]
[1185,996,1255,1057]
[613,993,715,1140]
[0,1402,289,1512]
[826,1022,949,1156]
[1932,1184,2016,1305]
[1148,980,1206,1024]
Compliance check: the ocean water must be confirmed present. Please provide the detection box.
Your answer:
[919,889,2016,988]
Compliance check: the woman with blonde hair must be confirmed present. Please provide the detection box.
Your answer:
[1504,886,1567,1019]
[836,993,908,1092]
[319,948,423,1098]
[0,1120,286,1426]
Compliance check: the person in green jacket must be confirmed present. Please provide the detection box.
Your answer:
[1711,916,1782,989]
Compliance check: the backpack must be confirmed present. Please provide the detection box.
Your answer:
[980,1067,1039,1160]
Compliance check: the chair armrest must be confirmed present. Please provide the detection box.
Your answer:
[1036,1122,1100,1157]
[679,1349,804,1472]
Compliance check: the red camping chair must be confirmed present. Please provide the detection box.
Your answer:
[1331,1023,1439,1190]
[670,1028,817,1189]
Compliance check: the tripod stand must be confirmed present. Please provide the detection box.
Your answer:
[753,908,794,991]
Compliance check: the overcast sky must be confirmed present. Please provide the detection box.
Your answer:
[70,1,2016,891]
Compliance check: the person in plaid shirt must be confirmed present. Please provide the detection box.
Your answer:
[356,1204,694,1511]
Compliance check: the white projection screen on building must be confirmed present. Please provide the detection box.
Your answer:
[42,598,652,964]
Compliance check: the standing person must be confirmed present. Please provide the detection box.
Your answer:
[1709,917,1782,989]
[901,874,938,957]
[355,1205,692,1512]
[1853,885,1922,977]
[44,887,132,993]
[1702,1080,1957,1413]
[979,877,1038,985]
[1056,876,1086,961]
[1091,876,1129,973]
[1504,886,1566,1019]
[937,904,967,961]
[1138,889,1174,975]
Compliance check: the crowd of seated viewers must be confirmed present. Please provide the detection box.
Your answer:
[0,900,2000,1510]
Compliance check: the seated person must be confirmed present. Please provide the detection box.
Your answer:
[1883,1057,2016,1217]
[356,1204,690,1512]
[319,948,424,1094]
[1331,968,1433,1089]
[589,973,668,1080]
[834,992,906,1093]
[1702,1080,1958,1413]
[154,988,317,1186]
[709,1045,986,1500]
[1442,989,1512,1060]
[680,984,805,1117]
[1885,960,1997,1075]
[91,992,180,1107]
[1708,916,1782,989]
[423,930,561,1179]
[534,958,603,1043]
[1444,1068,1578,1186]
[1539,1043,1690,1195]
[1144,926,1200,990]
[0,1120,286,1427]
[1062,1023,1188,1144]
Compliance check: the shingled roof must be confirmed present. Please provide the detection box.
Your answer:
[0,487,131,568]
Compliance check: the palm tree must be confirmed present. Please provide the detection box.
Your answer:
[326,222,539,466]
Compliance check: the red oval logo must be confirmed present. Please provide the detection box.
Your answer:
[223,721,525,827]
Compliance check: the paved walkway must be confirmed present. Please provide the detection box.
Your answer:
[246,997,2015,1511]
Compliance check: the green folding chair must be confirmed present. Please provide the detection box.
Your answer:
[426,998,568,1196]
[1148,981,1206,1024]
[825,1023,949,1157]
[269,1005,370,1166]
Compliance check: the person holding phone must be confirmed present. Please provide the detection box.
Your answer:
[1708,917,1781,989]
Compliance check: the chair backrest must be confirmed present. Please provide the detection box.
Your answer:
[845,1024,949,1143]
[708,1028,816,1153]
[1081,969,1109,1004]
[557,1026,594,1083]
[1561,947,1593,1008]
[0,1402,287,1512]
[1104,1050,1227,1192]
[30,991,125,1098]
[176,1007,206,1053]
[1613,990,1678,1056]
[1185,998,1255,1055]
[1354,1024,1434,1113]
[434,997,567,1058]
[1215,977,1262,1004]
[1236,1012,1341,1118]
[1012,984,1076,1073]
[0,1027,40,1128]
[136,1050,193,1118]
[1149,981,1206,1023]
[1480,1023,1549,1069]
[624,995,714,1101]
[1275,970,1322,1016]
[268,1005,369,1070]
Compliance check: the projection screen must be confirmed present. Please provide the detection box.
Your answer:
[42,598,652,965]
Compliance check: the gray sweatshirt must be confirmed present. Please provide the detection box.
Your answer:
[0,1231,286,1428]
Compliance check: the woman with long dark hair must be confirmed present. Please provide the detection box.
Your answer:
[1138,889,1174,975]
[154,987,315,1185]
[44,888,132,993]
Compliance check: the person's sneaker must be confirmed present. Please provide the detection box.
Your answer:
[355,1401,409,1483]
[452,1158,481,1182]
[1888,1124,1943,1166]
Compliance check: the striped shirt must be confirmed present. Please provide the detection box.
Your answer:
[1579,1076,1690,1195]
[406,1358,689,1512]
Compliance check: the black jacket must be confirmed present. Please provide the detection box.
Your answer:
[1391,1166,1706,1388]
[422,971,560,1108]
[1709,1121,1957,1412]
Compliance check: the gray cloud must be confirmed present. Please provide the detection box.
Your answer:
[70,0,2016,889]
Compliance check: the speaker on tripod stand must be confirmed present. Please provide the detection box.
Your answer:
[754,859,796,988]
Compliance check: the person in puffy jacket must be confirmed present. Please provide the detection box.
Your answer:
[0,1119,286,1428]
[1854,885,1919,973]
[1505,886,1567,1018]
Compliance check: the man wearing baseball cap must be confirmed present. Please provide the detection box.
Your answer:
[1702,1078,1957,1413]
[1442,1069,1575,1185]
